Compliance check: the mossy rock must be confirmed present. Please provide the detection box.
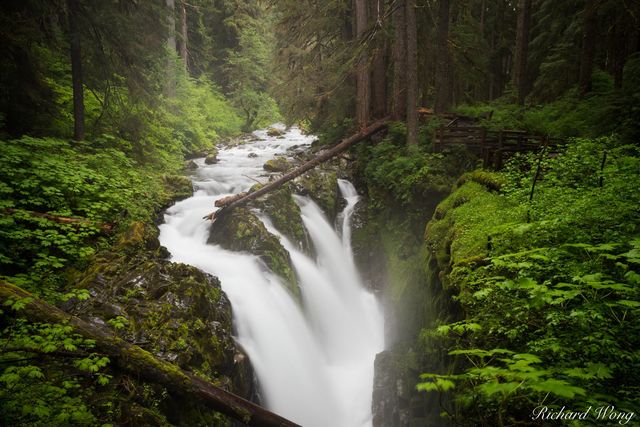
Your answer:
[455,170,506,192]
[266,127,286,137]
[67,246,251,425]
[208,208,300,299]
[424,181,520,287]
[185,160,198,170]
[162,175,193,204]
[263,157,290,172]
[295,168,338,220]
[116,221,162,255]
[251,183,309,253]
[205,153,219,165]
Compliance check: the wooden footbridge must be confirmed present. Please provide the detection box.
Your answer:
[433,126,565,168]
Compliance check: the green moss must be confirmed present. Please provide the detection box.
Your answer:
[209,208,299,299]
[296,168,337,218]
[161,175,193,203]
[251,183,308,251]
[455,170,506,192]
[425,181,521,283]
[263,157,290,172]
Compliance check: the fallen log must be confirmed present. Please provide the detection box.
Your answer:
[0,281,300,427]
[205,118,389,222]
[215,192,248,208]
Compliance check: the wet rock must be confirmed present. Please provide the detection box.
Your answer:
[248,152,258,158]
[65,220,254,425]
[295,168,338,221]
[263,157,290,173]
[208,208,300,299]
[161,175,193,205]
[205,153,219,165]
[372,348,435,427]
[185,149,207,160]
[266,127,285,137]
[185,160,198,170]
[373,351,409,427]
[250,183,310,253]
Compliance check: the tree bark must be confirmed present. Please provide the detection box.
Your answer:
[579,0,598,95]
[434,0,451,113]
[165,0,177,97]
[391,0,406,120]
[178,1,188,71]
[0,281,300,427]
[512,0,532,105]
[370,0,387,119]
[355,0,371,128]
[67,0,84,141]
[208,119,389,221]
[405,0,418,145]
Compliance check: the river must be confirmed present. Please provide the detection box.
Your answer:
[158,125,384,426]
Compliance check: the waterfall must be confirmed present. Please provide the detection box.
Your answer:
[159,126,384,427]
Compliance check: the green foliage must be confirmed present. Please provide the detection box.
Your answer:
[421,137,640,425]
[167,76,243,154]
[455,66,640,142]
[358,125,477,211]
[0,137,178,296]
[223,4,281,130]
[0,318,111,426]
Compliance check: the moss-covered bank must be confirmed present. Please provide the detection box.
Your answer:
[349,124,477,426]
[418,138,640,426]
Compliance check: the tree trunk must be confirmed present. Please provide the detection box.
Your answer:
[512,0,532,105]
[579,0,598,94]
[405,0,418,145]
[611,11,630,89]
[208,118,389,221]
[178,1,188,71]
[165,0,177,97]
[434,0,451,113]
[0,281,300,427]
[391,0,407,120]
[370,0,387,119]
[355,0,371,128]
[67,0,84,141]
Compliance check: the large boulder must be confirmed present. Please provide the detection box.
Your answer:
[66,221,254,425]
[161,175,193,205]
[263,157,290,173]
[295,168,338,221]
[208,208,300,299]
[266,127,285,137]
[250,183,310,253]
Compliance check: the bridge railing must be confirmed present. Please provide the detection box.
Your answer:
[433,126,566,168]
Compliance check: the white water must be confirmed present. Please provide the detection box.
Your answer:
[158,125,384,426]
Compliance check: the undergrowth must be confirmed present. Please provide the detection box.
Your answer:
[420,137,640,426]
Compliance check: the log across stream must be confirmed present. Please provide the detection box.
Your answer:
[159,125,385,426]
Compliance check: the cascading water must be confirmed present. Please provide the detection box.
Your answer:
[159,125,385,427]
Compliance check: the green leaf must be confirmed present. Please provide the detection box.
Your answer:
[478,381,520,396]
[529,379,585,398]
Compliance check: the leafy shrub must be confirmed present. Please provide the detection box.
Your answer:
[359,127,478,211]
[0,137,171,295]
[421,137,640,425]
